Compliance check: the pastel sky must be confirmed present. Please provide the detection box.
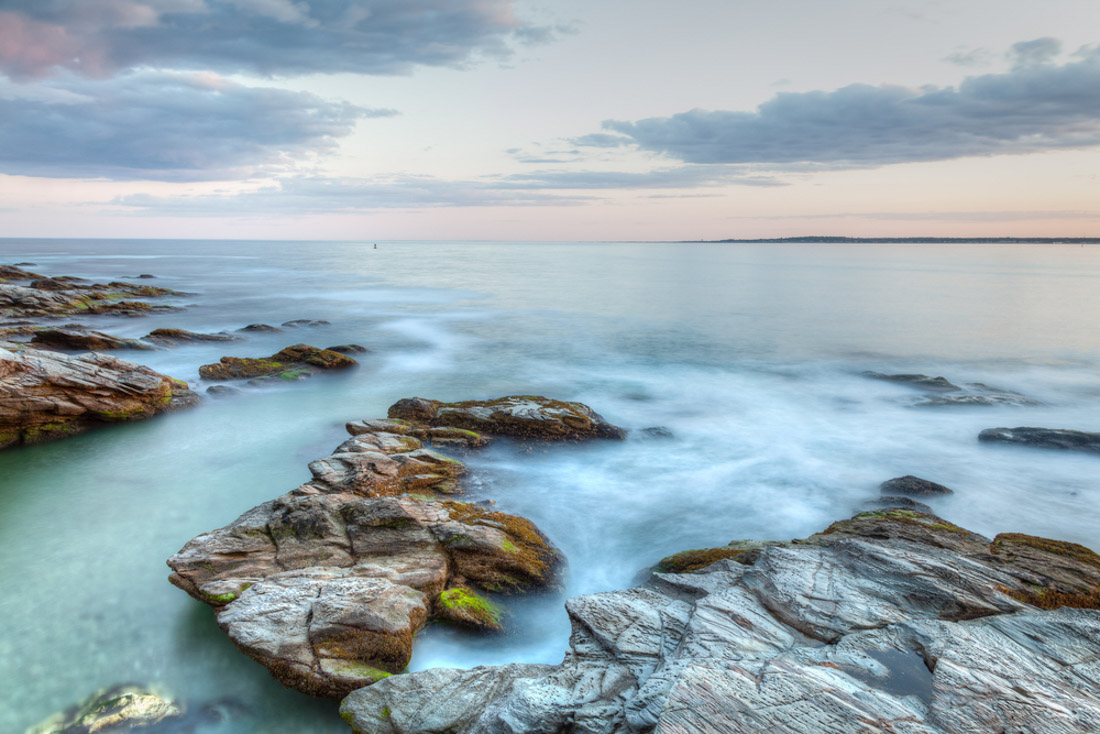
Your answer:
[1,0,1099,241]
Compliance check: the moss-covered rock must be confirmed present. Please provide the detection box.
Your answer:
[435,586,504,631]
[199,344,357,381]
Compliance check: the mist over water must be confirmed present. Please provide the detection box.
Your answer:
[2,240,1100,732]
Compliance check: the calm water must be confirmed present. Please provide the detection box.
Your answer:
[2,240,1100,732]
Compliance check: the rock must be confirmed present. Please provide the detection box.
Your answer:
[979,426,1100,454]
[915,393,1042,407]
[640,426,673,439]
[167,418,563,698]
[237,323,282,332]
[206,385,240,399]
[0,280,180,319]
[198,344,358,381]
[327,344,368,354]
[282,319,331,328]
[1,264,45,280]
[138,274,156,279]
[0,346,200,449]
[863,371,961,391]
[387,395,625,440]
[863,495,935,514]
[879,475,954,497]
[26,684,182,734]
[143,328,243,345]
[341,509,1100,733]
[30,328,156,351]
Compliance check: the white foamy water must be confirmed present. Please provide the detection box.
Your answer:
[2,239,1100,732]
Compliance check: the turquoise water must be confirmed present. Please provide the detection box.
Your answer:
[3,240,1100,731]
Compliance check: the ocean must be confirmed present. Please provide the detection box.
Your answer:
[2,239,1099,732]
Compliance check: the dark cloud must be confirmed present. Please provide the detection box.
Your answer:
[0,0,535,80]
[593,43,1100,168]
[0,71,385,180]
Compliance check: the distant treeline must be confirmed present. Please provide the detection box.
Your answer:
[688,236,1100,244]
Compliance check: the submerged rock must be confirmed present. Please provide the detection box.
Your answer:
[26,684,182,734]
[206,385,240,399]
[915,392,1041,407]
[143,328,243,346]
[979,426,1100,454]
[387,395,625,440]
[327,344,368,354]
[342,509,1100,733]
[863,371,961,391]
[879,475,954,497]
[31,328,156,351]
[167,417,564,698]
[0,346,199,449]
[237,323,282,333]
[282,319,331,328]
[198,344,357,381]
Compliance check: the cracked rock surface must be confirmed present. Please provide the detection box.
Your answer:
[167,398,622,698]
[0,345,199,449]
[342,509,1100,733]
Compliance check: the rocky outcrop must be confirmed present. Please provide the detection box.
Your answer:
[0,264,183,319]
[198,344,358,382]
[26,685,182,734]
[342,509,1100,733]
[979,426,1100,454]
[879,475,954,497]
[143,328,243,346]
[168,416,565,699]
[30,328,155,351]
[387,395,625,440]
[0,345,200,449]
[864,371,1041,407]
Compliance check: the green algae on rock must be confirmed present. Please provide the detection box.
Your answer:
[198,343,358,381]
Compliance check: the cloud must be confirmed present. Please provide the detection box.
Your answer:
[110,174,595,214]
[590,42,1100,168]
[0,0,536,80]
[494,167,784,190]
[1008,37,1062,68]
[943,47,992,67]
[0,71,387,180]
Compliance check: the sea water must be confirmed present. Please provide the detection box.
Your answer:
[2,240,1099,732]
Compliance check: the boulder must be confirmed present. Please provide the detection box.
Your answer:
[387,395,625,440]
[0,346,199,449]
[237,324,282,333]
[879,475,954,497]
[167,419,563,699]
[327,344,368,354]
[979,426,1100,454]
[862,371,961,391]
[198,344,358,381]
[31,328,155,351]
[342,509,1100,733]
[863,371,1041,407]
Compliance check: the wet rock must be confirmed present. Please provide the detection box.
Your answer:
[1,346,199,450]
[342,510,1100,733]
[138,274,157,279]
[206,385,240,399]
[863,371,961,391]
[915,392,1042,407]
[326,344,368,354]
[0,278,180,319]
[167,419,563,698]
[198,344,357,381]
[387,395,625,440]
[143,328,243,346]
[31,328,156,351]
[879,475,954,497]
[1,264,45,281]
[864,495,935,514]
[236,323,282,333]
[979,426,1100,454]
[282,319,331,328]
[26,684,182,734]
[640,426,673,439]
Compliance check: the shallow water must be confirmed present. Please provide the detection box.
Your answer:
[2,239,1099,731]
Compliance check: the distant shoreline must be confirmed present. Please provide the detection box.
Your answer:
[683,236,1100,244]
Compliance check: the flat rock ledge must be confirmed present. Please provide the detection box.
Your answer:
[167,396,623,699]
[1,263,183,319]
[342,509,1100,734]
[388,395,625,440]
[0,345,199,449]
[198,343,358,382]
[980,426,1100,454]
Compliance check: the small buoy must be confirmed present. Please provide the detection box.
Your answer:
[373,243,377,249]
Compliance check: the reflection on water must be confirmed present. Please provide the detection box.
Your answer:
[2,240,1100,731]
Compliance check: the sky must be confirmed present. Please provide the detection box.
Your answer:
[1,0,1099,241]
